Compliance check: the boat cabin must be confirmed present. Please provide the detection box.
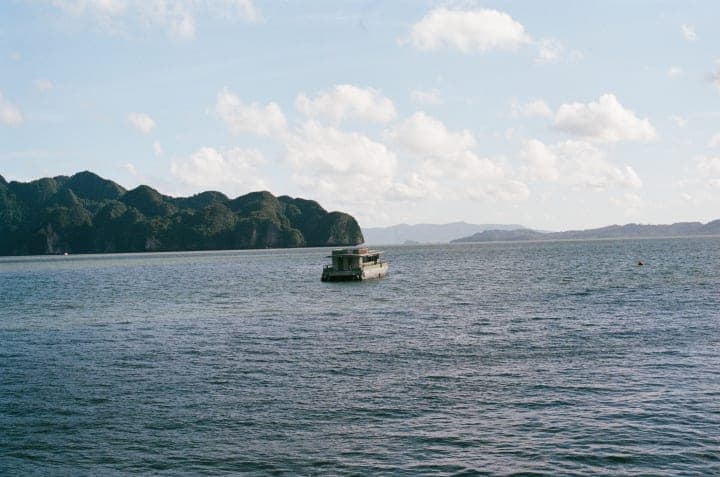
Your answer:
[322,247,388,281]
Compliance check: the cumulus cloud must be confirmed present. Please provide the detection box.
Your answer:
[387,172,441,200]
[386,112,524,202]
[535,38,563,63]
[287,121,396,178]
[668,66,683,76]
[681,24,696,41]
[410,89,443,105]
[466,179,529,202]
[520,139,559,180]
[554,94,656,143]
[0,91,24,126]
[386,111,475,158]
[49,0,258,39]
[405,7,531,53]
[285,121,398,204]
[535,38,582,64]
[405,7,579,64]
[557,140,642,189]
[171,146,266,191]
[521,139,642,190]
[295,85,396,123]
[207,90,529,207]
[153,140,163,156]
[216,89,287,138]
[127,112,156,134]
[511,99,553,118]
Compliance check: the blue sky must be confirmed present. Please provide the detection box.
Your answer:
[2,0,720,230]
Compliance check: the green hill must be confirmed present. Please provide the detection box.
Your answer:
[0,171,363,255]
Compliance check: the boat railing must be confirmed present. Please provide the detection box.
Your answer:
[324,262,386,272]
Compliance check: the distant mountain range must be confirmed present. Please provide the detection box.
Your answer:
[362,221,528,245]
[0,171,363,255]
[451,221,720,243]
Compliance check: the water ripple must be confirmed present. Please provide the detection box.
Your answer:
[1,239,720,475]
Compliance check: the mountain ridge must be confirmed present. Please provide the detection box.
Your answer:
[451,221,720,243]
[0,171,363,255]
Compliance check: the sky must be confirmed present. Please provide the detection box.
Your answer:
[2,0,720,230]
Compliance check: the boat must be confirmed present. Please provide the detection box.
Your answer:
[321,247,388,281]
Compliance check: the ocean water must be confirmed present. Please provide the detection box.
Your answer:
[1,238,719,476]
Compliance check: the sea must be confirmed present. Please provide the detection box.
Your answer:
[1,238,719,476]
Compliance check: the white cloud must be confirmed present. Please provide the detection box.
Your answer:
[536,38,563,63]
[215,89,287,137]
[459,152,507,181]
[709,133,720,148]
[386,112,523,202]
[49,0,258,40]
[410,89,443,105]
[668,66,683,76]
[295,84,396,123]
[535,38,582,64]
[681,24,696,41]
[33,79,55,92]
[0,91,23,126]
[398,152,522,203]
[556,140,642,189]
[153,140,163,156]
[520,139,559,180]
[171,146,266,191]
[554,93,656,143]
[521,139,642,190]
[127,112,156,134]
[406,7,531,53]
[287,121,396,177]
[467,179,529,202]
[511,99,553,118]
[387,172,441,200]
[286,121,398,205]
[386,111,475,158]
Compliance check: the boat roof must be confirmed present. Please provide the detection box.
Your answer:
[327,247,383,257]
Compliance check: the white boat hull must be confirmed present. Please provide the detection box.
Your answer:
[321,262,388,281]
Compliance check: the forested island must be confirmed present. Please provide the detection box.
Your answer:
[0,171,364,255]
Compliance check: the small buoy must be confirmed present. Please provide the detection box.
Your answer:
[637,260,643,266]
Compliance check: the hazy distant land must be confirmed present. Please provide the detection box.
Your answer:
[0,171,363,256]
[363,222,528,245]
[452,221,720,243]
